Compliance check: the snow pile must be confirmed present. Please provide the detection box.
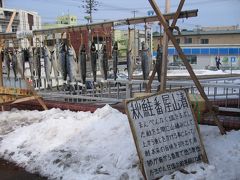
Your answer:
[129,69,240,77]
[0,106,240,180]
[0,106,141,179]
[167,69,228,76]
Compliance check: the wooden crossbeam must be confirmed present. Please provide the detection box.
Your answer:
[148,0,226,135]
[11,96,40,104]
[0,9,198,40]
[0,95,18,104]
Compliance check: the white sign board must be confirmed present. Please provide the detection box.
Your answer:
[125,89,207,179]
[16,30,33,39]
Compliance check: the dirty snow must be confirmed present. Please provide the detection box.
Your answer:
[0,105,240,180]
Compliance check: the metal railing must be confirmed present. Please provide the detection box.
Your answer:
[3,75,240,108]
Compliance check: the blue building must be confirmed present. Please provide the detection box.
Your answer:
[153,27,240,69]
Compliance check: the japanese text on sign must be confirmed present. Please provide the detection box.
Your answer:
[126,90,204,179]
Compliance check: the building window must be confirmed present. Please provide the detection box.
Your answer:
[200,39,209,44]
[1,25,6,32]
[12,25,18,32]
[93,36,104,43]
[184,37,192,44]
[174,55,197,64]
[46,40,55,46]
[187,55,197,64]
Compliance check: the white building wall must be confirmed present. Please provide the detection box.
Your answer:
[18,10,41,48]
[196,56,212,69]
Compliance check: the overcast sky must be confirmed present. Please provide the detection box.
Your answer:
[4,0,240,30]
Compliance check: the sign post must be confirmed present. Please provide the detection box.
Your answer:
[16,30,33,39]
[125,89,208,179]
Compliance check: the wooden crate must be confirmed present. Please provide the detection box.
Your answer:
[188,94,206,122]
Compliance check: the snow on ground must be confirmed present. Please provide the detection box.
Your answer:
[129,69,240,77]
[0,106,240,180]
[167,69,229,76]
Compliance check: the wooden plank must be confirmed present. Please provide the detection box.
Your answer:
[6,11,16,32]
[160,31,169,91]
[35,96,48,110]
[11,96,40,104]
[148,0,226,135]
[119,9,197,26]
[146,66,157,92]
[0,95,17,104]
[0,87,33,96]
[0,47,2,86]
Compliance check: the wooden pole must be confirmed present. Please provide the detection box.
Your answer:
[160,28,169,91]
[0,47,3,87]
[6,11,16,32]
[160,0,171,91]
[148,0,226,135]
[127,25,133,97]
[146,0,185,92]
[87,25,92,61]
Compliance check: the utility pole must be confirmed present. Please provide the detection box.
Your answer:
[89,0,92,23]
[165,0,170,13]
[82,0,98,23]
[68,9,70,24]
[132,10,138,64]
